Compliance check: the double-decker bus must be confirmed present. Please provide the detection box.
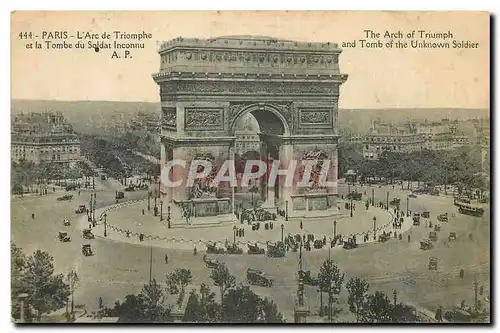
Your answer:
[457,203,485,217]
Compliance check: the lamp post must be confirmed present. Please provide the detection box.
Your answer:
[233,226,237,243]
[285,200,289,221]
[167,206,171,228]
[333,220,337,239]
[393,290,397,306]
[281,224,284,243]
[92,193,96,223]
[92,176,95,190]
[350,197,353,217]
[160,201,163,222]
[148,191,151,211]
[371,188,375,206]
[18,293,29,323]
[104,213,107,237]
[373,217,377,240]
[386,192,389,210]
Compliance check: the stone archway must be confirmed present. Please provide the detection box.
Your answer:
[153,35,348,223]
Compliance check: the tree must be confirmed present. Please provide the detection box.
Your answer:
[346,277,370,322]
[140,279,169,322]
[363,291,393,323]
[183,283,220,323]
[66,270,79,319]
[20,250,70,321]
[166,268,193,304]
[317,259,345,322]
[222,285,284,323]
[210,263,236,305]
[11,243,28,320]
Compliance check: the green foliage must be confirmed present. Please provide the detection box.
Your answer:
[317,259,345,321]
[12,247,70,321]
[166,268,193,304]
[346,277,370,322]
[183,284,220,323]
[108,279,170,323]
[209,262,236,304]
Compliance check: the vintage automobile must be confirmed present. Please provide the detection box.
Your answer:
[389,198,401,206]
[347,191,362,201]
[206,241,226,254]
[298,270,318,286]
[63,218,71,226]
[247,243,265,255]
[101,174,107,181]
[57,194,74,201]
[408,193,417,198]
[313,239,324,249]
[412,218,421,226]
[82,229,95,239]
[267,241,286,258]
[115,191,125,199]
[434,224,441,232]
[378,232,390,243]
[75,204,87,214]
[343,236,357,250]
[428,231,438,242]
[82,244,93,256]
[422,211,430,219]
[226,243,243,255]
[65,184,77,191]
[420,238,434,250]
[124,184,135,192]
[58,231,71,242]
[203,256,219,269]
[438,213,449,222]
[448,232,457,241]
[246,268,273,287]
[428,257,438,270]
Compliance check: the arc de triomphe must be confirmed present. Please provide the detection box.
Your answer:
[152,35,348,221]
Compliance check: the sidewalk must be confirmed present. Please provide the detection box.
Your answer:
[78,198,414,252]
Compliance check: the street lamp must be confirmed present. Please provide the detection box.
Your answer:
[233,226,237,243]
[371,188,375,206]
[386,192,389,210]
[281,224,284,243]
[393,289,397,306]
[160,201,163,222]
[373,216,377,241]
[148,191,151,211]
[350,197,353,217]
[167,206,171,228]
[285,200,289,221]
[333,220,337,239]
[18,293,29,323]
[104,213,107,237]
[406,196,410,216]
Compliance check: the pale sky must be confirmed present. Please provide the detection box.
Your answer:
[11,11,489,109]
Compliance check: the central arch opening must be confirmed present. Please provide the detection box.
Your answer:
[232,104,288,212]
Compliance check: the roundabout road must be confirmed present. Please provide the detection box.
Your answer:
[11,182,490,321]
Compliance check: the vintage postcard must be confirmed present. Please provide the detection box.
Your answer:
[10,11,490,323]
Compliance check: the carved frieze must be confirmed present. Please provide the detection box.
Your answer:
[299,108,332,126]
[185,108,224,131]
[160,81,338,98]
[161,107,177,129]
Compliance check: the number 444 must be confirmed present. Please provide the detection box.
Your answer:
[19,32,33,39]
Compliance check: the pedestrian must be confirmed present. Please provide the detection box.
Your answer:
[393,222,395,229]
[300,220,303,230]
[31,213,35,219]
[142,209,145,215]
[78,191,81,196]
[89,222,92,229]
[165,254,169,264]
[193,247,197,256]
[435,306,443,322]
[408,234,411,243]
[459,268,464,279]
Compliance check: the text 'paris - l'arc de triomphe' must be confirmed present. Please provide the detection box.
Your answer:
[152,35,348,221]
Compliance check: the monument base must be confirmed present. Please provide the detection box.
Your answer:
[169,197,236,228]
